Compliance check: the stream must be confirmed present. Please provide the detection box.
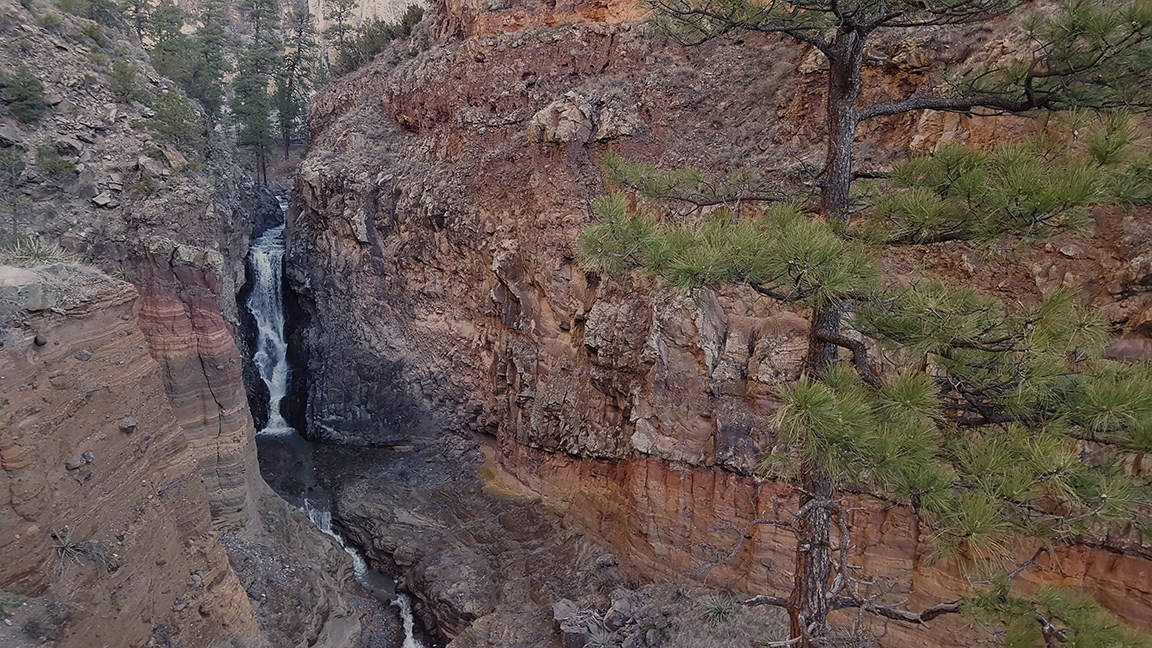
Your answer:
[246,202,429,648]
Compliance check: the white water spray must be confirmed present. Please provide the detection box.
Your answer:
[248,224,292,435]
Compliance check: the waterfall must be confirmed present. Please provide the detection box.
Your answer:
[247,223,292,435]
[245,201,429,648]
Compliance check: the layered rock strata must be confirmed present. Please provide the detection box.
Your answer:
[0,264,262,648]
[291,0,1152,644]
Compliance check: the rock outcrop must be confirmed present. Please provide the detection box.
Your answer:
[290,0,1152,644]
[0,264,262,648]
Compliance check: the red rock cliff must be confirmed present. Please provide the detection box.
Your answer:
[289,0,1152,643]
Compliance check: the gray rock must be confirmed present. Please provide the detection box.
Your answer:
[91,192,113,207]
[65,457,85,470]
[74,349,93,361]
[0,266,59,314]
[118,418,138,433]
[552,598,579,622]
[137,156,166,177]
[0,125,24,148]
[55,137,83,158]
[527,92,595,143]
[81,451,94,463]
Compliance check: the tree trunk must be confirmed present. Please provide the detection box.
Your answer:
[257,143,267,186]
[791,472,835,647]
[790,28,870,647]
[820,29,867,225]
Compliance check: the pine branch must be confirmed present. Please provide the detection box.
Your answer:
[831,597,963,623]
[741,594,793,608]
[858,93,1040,121]
[814,330,882,388]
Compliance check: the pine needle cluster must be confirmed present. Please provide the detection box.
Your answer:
[856,113,1149,243]
[966,584,1152,648]
[958,0,1152,110]
[580,198,877,306]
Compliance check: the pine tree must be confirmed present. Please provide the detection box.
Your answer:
[232,48,275,184]
[580,1,1152,646]
[322,0,357,52]
[143,90,205,158]
[144,0,191,87]
[232,0,282,183]
[275,1,320,158]
[187,0,232,121]
[119,0,149,41]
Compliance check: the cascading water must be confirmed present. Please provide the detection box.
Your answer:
[247,224,292,435]
[246,200,429,648]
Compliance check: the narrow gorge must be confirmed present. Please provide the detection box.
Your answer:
[3,0,1152,646]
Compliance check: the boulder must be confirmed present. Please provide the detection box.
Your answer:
[527,92,595,143]
[54,137,83,158]
[0,125,24,148]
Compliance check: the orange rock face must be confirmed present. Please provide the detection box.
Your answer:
[131,246,263,531]
[498,444,1152,646]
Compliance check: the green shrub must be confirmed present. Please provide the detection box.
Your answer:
[36,11,61,28]
[1,66,48,123]
[110,60,143,103]
[86,50,110,69]
[56,0,89,15]
[141,90,204,157]
[51,528,117,571]
[333,4,424,74]
[0,590,24,620]
[36,146,75,176]
[701,595,738,625]
[79,21,107,46]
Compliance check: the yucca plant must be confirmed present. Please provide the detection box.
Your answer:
[0,237,75,267]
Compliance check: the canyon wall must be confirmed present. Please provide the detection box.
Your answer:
[0,2,359,645]
[0,264,263,648]
[290,0,1152,644]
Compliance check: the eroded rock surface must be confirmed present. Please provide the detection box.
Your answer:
[289,0,1152,644]
[0,2,360,644]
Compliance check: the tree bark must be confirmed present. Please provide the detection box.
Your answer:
[791,473,835,647]
[820,28,867,224]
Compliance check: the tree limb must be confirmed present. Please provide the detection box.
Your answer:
[741,594,793,608]
[814,330,883,388]
[832,598,964,623]
[858,93,1040,121]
